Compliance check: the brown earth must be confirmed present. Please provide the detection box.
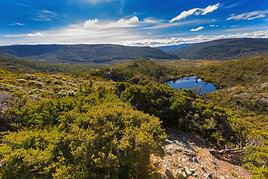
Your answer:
[151,129,251,179]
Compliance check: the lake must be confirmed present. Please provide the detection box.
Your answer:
[166,76,217,95]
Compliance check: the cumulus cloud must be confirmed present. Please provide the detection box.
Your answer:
[117,16,139,26]
[170,3,220,22]
[227,10,268,21]
[190,26,204,32]
[82,16,139,29]
[83,19,98,27]
[1,17,142,45]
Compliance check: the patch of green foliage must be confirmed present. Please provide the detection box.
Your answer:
[0,103,165,178]
[118,80,244,147]
[97,59,172,82]
[0,55,267,178]
[0,68,166,178]
[0,56,96,76]
[165,55,268,178]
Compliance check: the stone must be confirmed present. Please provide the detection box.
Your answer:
[189,157,199,163]
[206,173,218,179]
[176,173,187,179]
[176,169,187,179]
[184,167,192,175]
[165,169,175,179]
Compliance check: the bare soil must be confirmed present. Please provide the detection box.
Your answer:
[151,129,251,179]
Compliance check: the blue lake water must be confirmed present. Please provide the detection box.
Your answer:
[166,76,217,95]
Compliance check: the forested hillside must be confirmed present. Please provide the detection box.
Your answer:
[0,44,175,63]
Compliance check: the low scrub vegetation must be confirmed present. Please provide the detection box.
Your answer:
[165,55,268,178]
[0,55,267,178]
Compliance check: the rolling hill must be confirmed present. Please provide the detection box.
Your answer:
[1,38,268,62]
[0,44,176,63]
[157,44,190,53]
[166,38,268,60]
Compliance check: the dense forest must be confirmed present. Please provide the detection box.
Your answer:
[0,55,267,178]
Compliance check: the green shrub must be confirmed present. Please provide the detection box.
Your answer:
[120,80,240,146]
[0,103,166,178]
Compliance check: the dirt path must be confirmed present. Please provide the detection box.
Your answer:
[151,129,251,179]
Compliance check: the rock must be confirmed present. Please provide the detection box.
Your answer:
[176,173,187,179]
[206,173,218,179]
[165,169,175,179]
[184,167,192,175]
[175,167,196,179]
[192,171,198,177]
[260,82,268,88]
[189,157,199,163]
[189,168,196,174]
[176,169,187,179]
[183,150,197,157]
[181,158,187,162]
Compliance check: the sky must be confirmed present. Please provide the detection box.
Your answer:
[0,0,268,46]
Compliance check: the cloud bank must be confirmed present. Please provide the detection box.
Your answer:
[2,15,268,47]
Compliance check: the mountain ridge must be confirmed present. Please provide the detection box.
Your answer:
[0,44,176,63]
[1,38,268,62]
[167,38,268,60]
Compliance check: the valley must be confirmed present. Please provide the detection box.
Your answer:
[0,54,267,178]
[1,1,268,178]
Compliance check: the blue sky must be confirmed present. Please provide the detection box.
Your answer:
[1,0,268,46]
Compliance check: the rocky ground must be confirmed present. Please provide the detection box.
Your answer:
[151,129,251,179]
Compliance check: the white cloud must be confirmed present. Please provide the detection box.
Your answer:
[1,17,142,45]
[202,4,220,15]
[13,22,25,26]
[83,19,99,28]
[121,30,268,47]
[170,3,220,22]
[4,33,43,38]
[143,18,161,24]
[227,10,268,21]
[4,28,268,47]
[117,16,139,26]
[209,24,218,27]
[190,26,204,32]
[33,10,58,21]
[223,2,240,9]
[144,19,208,30]
[82,16,139,29]
[2,16,268,47]
[26,33,43,37]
